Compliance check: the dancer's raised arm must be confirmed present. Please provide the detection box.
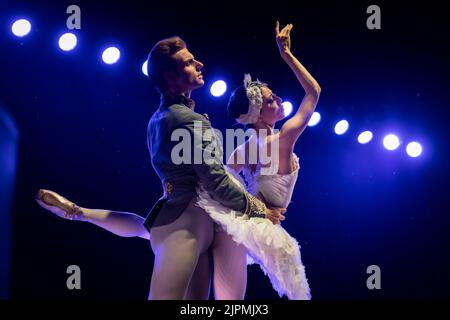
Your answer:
[276,21,321,146]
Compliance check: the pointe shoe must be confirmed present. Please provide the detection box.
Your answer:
[35,189,85,221]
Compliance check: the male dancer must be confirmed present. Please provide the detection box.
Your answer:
[35,36,285,299]
[143,36,284,299]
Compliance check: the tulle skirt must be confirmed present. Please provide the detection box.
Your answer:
[195,170,311,300]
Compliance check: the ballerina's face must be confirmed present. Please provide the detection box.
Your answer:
[259,86,285,125]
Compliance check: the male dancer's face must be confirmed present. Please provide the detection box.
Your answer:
[166,48,204,94]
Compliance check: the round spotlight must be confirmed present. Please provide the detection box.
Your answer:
[357,130,373,144]
[12,19,31,37]
[58,32,77,51]
[142,60,148,76]
[102,47,120,64]
[383,134,400,150]
[210,80,227,97]
[308,112,321,127]
[282,101,293,117]
[406,141,422,158]
[334,120,349,135]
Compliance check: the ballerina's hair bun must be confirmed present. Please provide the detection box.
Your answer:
[227,85,249,120]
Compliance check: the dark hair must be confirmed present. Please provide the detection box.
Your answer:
[147,36,186,94]
[227,85,250,120]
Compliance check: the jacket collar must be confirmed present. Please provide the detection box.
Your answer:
[160,94,196,110]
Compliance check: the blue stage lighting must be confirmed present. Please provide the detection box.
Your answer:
[102,47,120,64]
[142,60,148,76]
[58,33,77,51]
[282,101,293,117]
[12,19,31,37]
[334,120,349,135]
[210,80,227,97]
[383,134,400,150]
[357,130,373,144]
[307,112,321,127]
[406,141,422,157]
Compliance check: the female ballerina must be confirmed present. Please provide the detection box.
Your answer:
[195,21,320,299]
[36,21,320,299]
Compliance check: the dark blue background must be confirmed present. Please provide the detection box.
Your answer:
[1,0,449,299]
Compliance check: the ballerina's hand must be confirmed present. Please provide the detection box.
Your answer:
[275,21,293,55]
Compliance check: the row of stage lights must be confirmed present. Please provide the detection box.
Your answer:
[11,18,423,158]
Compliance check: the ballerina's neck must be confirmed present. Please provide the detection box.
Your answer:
[252,123,276,139]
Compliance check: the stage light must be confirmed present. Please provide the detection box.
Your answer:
[383,134,400,150]
[282,101,293,117]
[142,60,148,76]
[102,47,120,64]
[334,120,349,135]
[307,112,321,127]
[357,130,373,144]
[58,33,77,51]
[406,142,422,158]
[210,80,227,97]
[11,19,31,37]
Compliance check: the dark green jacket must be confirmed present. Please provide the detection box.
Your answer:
[144,96,246,229]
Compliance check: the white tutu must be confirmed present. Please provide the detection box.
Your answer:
[195,168,311,300]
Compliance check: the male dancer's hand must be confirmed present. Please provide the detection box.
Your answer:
[265,207,286,225]
[256,192,286,224]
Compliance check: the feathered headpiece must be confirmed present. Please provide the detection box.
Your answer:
[236,74,267,125]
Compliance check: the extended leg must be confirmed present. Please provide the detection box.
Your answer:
[36,189,149,239]
[81,208,149,239]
